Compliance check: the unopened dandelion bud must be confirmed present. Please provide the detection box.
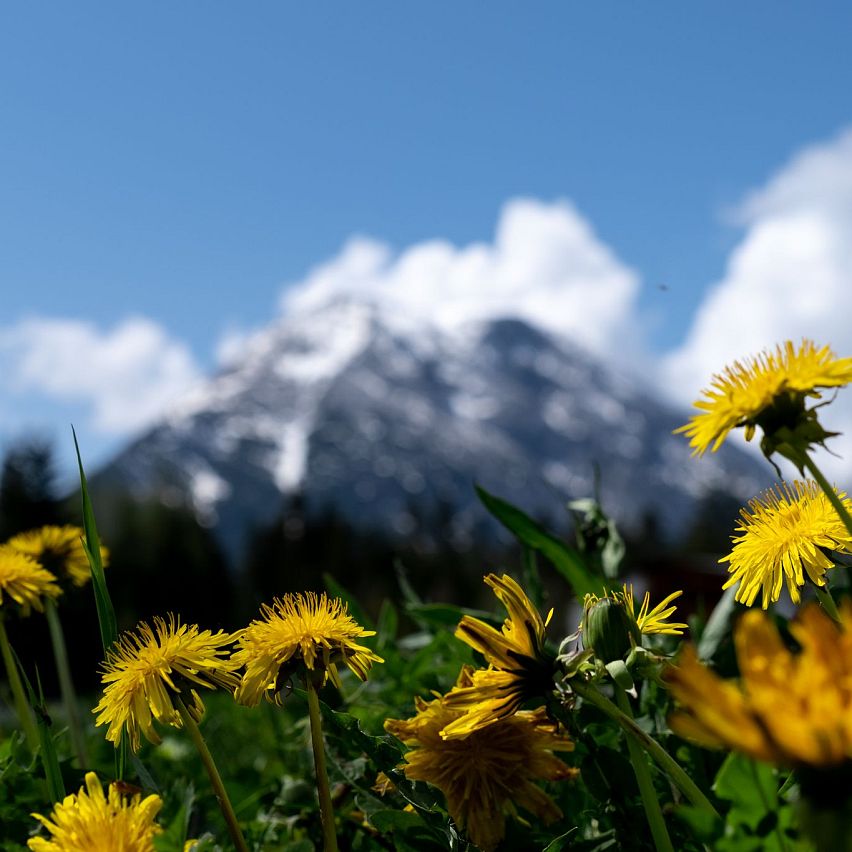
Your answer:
[582,596,640,664]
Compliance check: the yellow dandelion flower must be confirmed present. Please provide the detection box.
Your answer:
[721,480,852,608]
[666,601,852,767]
[385,666,577,852]
[623,585,688,636]
[28,771,163,852]
[441,574,555,738]
[675,339,852,456]
[0,544,61,615]
[8,525,109,587]
[93,615,240,752]
[232,592,383,707]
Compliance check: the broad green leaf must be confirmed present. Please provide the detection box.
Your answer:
[697,585,738,661]
[476,485,603,599]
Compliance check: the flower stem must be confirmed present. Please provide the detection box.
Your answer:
[175,695,249,852]
[44,600,89,767]
[614,685,674,852]
[305,678,339,852]
[798,450,852,540]
[814,583,842,623]
[0,614,38,750]
[572,679,719,817]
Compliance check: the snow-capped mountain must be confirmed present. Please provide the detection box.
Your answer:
[94,296,767,559]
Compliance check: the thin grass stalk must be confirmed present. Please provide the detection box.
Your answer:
[306,678,339,852]
[571,679,720,817]
[174,694,249,852]
[0,614,38,749]
[44,599,89,766]
[614,685,674,852]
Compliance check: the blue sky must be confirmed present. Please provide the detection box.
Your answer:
[3,3,852,474]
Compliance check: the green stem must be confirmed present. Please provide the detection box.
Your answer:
[814,584,842,623]
[798,450,852,540]
[305,678,339,852]
[615,686,674,852]
[0,615,38,750]
[44,600,89,767]
[175,695,249,852]
[572,679,720,817]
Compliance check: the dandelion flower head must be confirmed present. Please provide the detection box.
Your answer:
[675,340,852,456]
[8,525,109,587]
[666,601,852,767]
[0,544,61,616]
[93,615,241,752]
[232,591,383,706]
[441,573,555,738]
[721,480,852,608]
[28,771,163,852]
[385,666,577,852]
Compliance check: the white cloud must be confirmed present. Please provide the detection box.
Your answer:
[281,198,643,360]
[0,316,201,435]
[664,128,852,477]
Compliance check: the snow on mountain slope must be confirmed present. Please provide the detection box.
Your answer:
[95,296,768,559]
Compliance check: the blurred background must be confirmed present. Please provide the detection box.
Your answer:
[2,3,852,689]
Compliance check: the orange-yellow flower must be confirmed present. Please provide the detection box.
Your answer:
[0,544,61,616]
[385,666,577,852]
[441,574,555,738]
[666,602,852,767]
[8,525,109,587]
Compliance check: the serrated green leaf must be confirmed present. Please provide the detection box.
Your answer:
[14,657,64,802]
[476,485,603,599]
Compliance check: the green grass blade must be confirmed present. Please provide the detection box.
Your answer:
[71,425,126,779]
[72,427,117,651]
[475,485,605,599]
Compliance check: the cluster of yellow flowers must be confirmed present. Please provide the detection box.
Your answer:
[9,337,852,850]
[0,525,107,615]
[671,338,852,775]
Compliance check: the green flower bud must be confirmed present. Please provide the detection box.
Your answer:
[582,596,641,664]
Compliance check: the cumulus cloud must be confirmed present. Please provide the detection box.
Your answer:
[0,316,201,434]
[281,198,643,360]
[664,128,852,477]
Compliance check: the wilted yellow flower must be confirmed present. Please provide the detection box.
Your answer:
[721,480,852,608]
[675,339,852,456]
[0,544,61,616]
[8,525,109,587]
[385,666,577,852]
[232,592,383,707]
[441,574,555,738]
[93,615,240,752]
[28,771,163,852]
[666,602,852,767]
